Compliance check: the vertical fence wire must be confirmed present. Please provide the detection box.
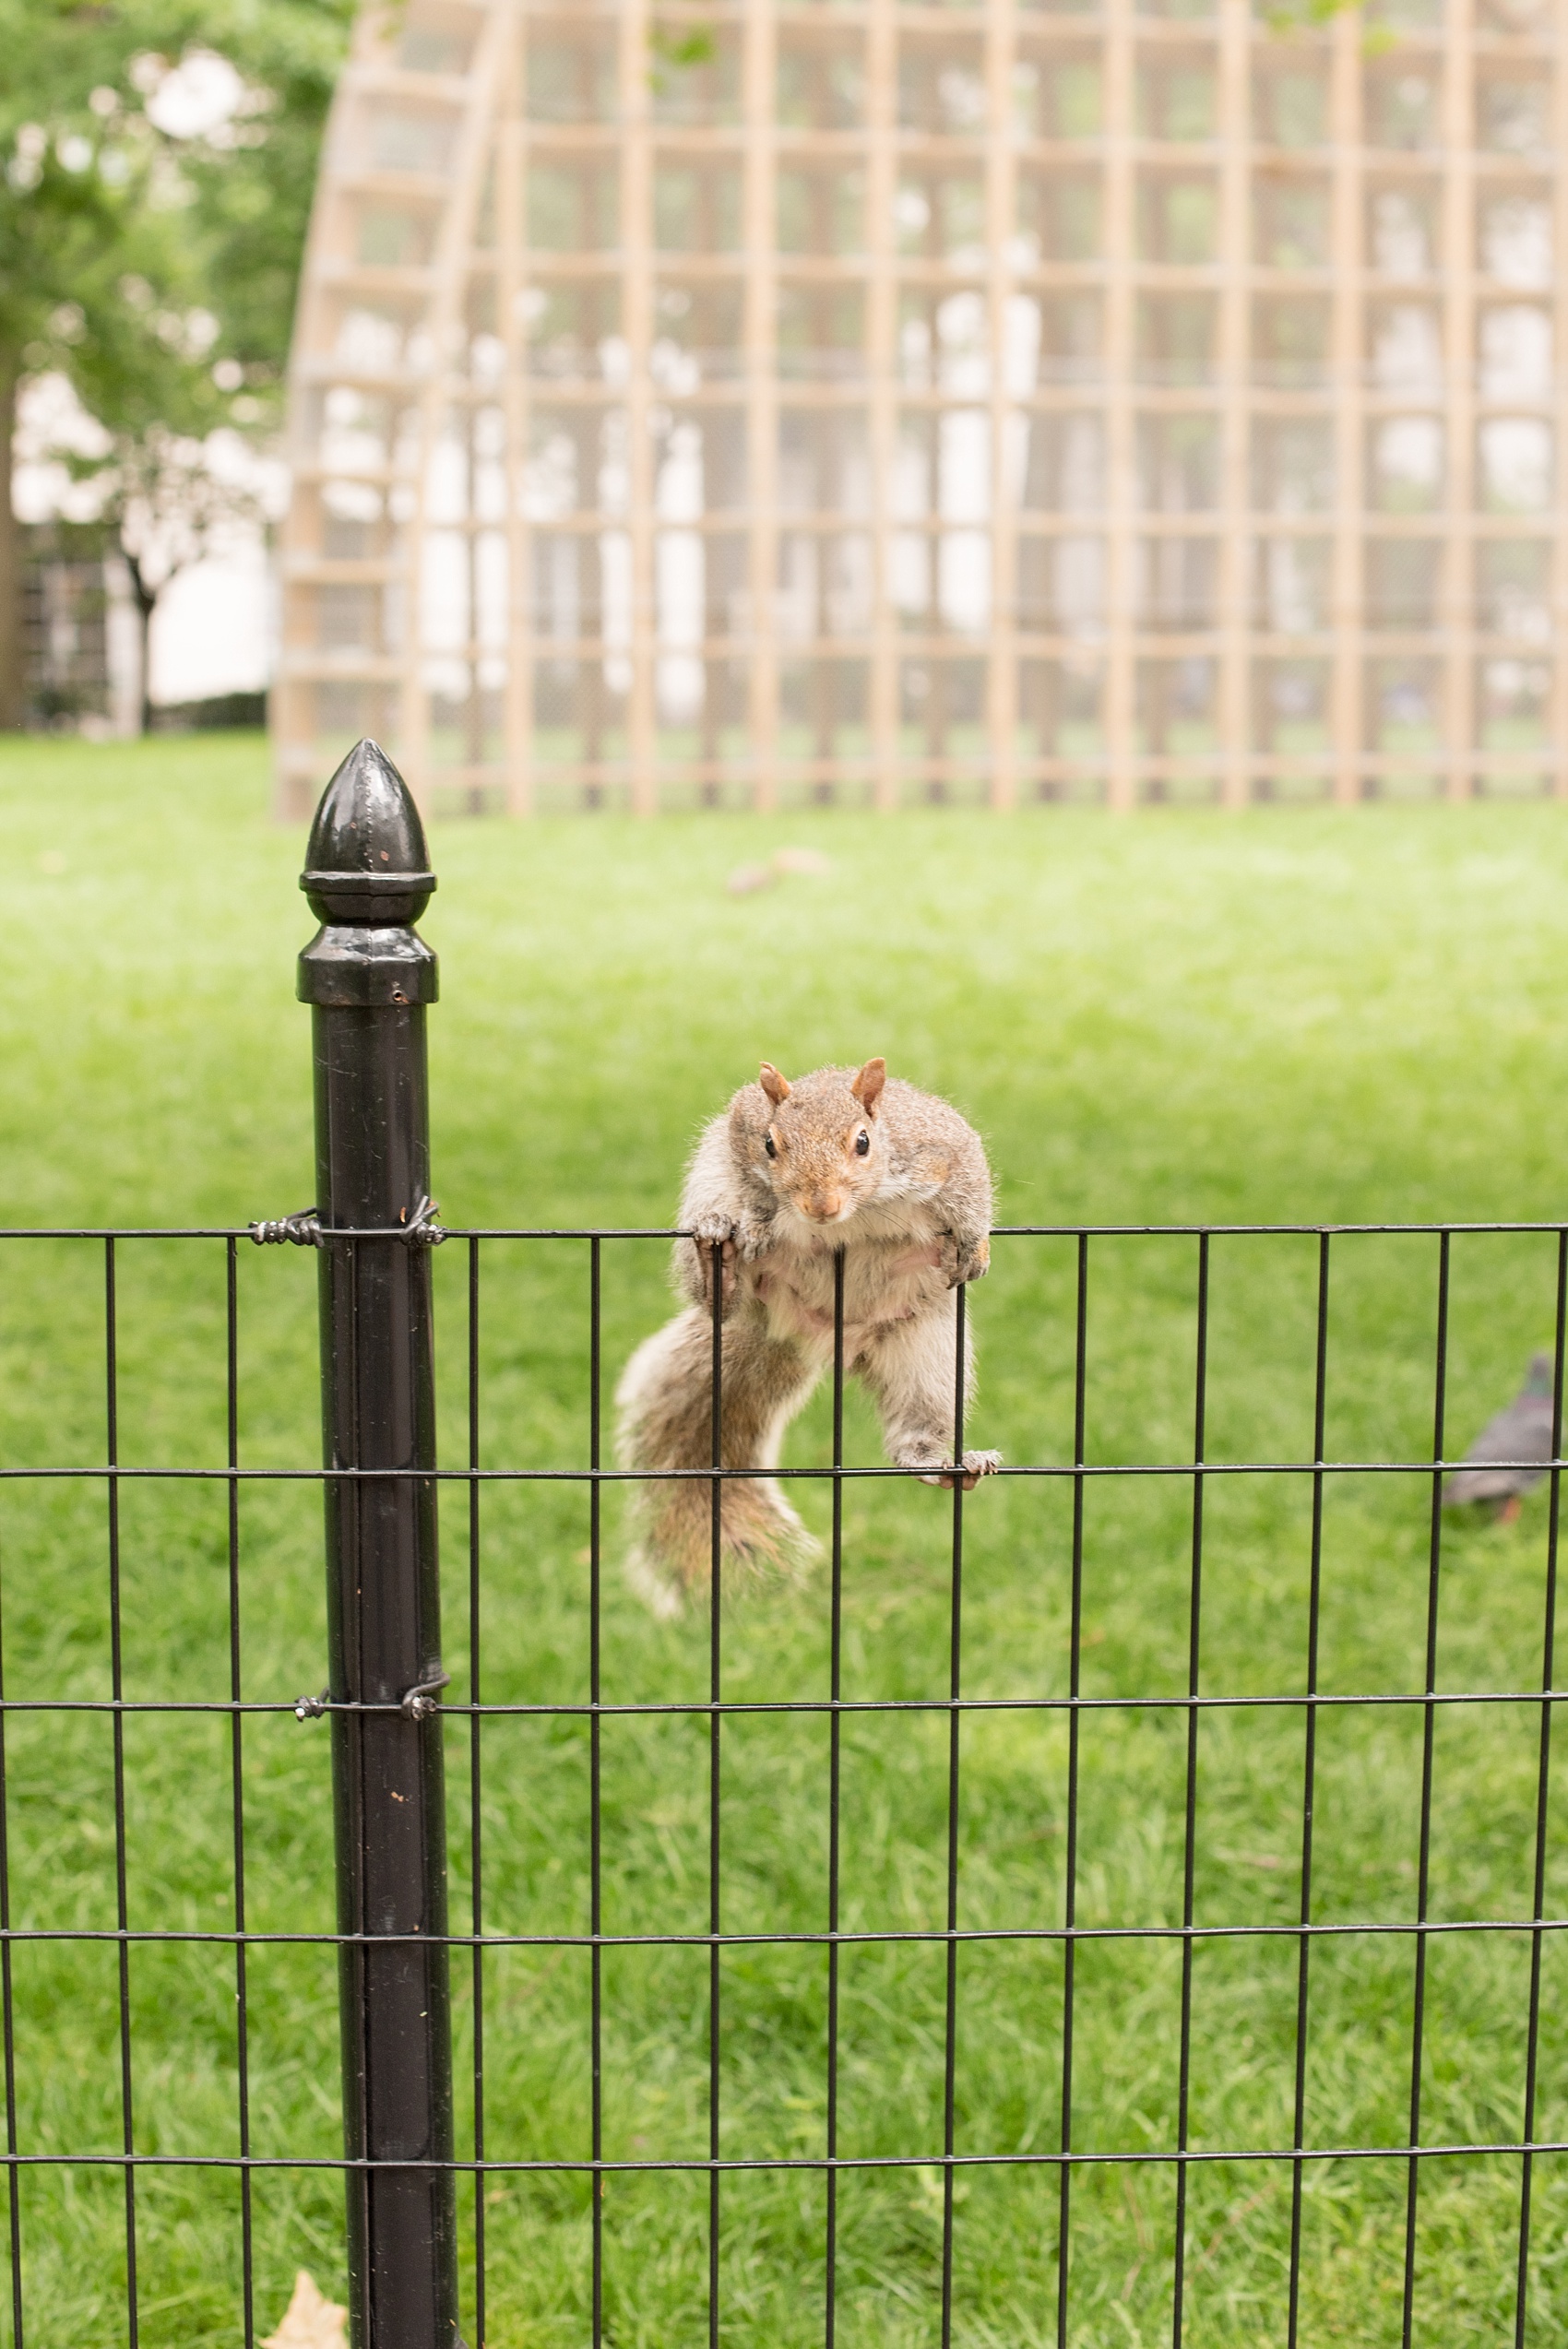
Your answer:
[825,1246,846,2349]
[224,1239,255,2349]
[0,1481,21,2349]
[469,1236,485,2349]
[709,1242,724,2349]
[589,1234,604,2349]
[1402,1228,1453,2347]
[939,1280,968,2349]
[104,1239,138,2348]
[1056,1231,1089,2349]
[1514,1224,1567,2346]
[1170,1230,1211,2349]
[1287,1229,1332,2349]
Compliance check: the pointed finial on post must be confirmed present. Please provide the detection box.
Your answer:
[298,741,439,1006]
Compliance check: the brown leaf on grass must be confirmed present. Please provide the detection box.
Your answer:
[726,862,778,897]
[725,848,832,896]
[262,2272,348,2349]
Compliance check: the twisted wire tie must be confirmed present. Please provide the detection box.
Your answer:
[293,1670,450,1724]
[248,1197,446,1250]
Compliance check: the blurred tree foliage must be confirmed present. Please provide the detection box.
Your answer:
[0,0,354,726]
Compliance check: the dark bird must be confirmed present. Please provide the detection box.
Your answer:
[1443,1353,1557,1521]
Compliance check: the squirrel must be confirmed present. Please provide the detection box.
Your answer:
[615,1056,1001,1613]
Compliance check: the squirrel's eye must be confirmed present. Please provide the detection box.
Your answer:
[765,1133,777,1159]
[855,1131,871,1157]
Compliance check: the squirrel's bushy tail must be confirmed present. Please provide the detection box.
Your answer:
[615,1308,822,1615]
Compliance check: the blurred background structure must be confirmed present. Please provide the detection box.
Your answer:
[274,0,1566,814]
[3,4,346,742]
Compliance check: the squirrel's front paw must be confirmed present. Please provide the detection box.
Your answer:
[731,1212,771,1263]
[940,1231,991,1287]
[688,1222,740,1311]
[688,1213,771,1311]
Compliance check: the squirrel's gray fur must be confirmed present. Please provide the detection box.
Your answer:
[615,1057,1000,1614]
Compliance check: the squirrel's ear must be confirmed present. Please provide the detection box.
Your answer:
[759,1062,792,1106]
[851,1057,887,1114]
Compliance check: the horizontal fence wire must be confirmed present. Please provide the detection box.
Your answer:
[0,1219,1563,2349]
[13,1223,1568,1240]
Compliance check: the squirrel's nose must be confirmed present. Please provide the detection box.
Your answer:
[807,1192,844,1222]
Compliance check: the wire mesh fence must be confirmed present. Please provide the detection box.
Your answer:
[2,1213,1567,2346]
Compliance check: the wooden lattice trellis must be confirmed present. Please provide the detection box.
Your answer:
[274,0,1566,814]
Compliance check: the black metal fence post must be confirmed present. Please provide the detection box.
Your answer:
[297,739,459,2349]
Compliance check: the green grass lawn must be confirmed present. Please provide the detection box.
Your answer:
[6,732,1568,2346]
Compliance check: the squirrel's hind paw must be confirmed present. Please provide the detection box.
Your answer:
[916,1447,1004,1491]
[623,1506,820,1619]
[624,1546,688,1620]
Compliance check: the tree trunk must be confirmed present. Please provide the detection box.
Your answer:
[122,543,158,736]
[0,352,25,731]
